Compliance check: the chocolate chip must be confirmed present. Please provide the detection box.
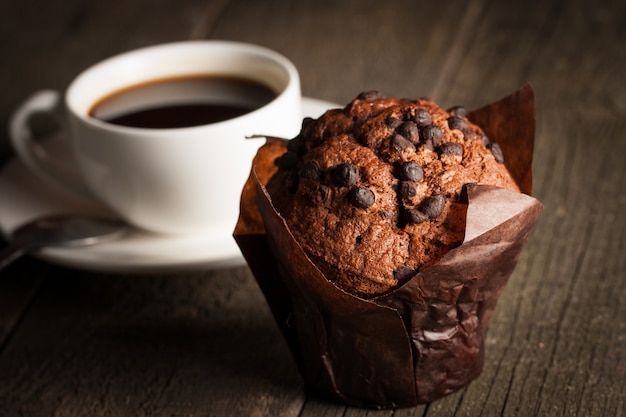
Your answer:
[287,135,305,155]
[397,161,424,182]
[419,194,445,219]
[399,181,417,199]
[447,105,467,118]
[461,128,478,141]
[386,116,403,129]
[303,182,330,204]
[298,161,321,180]
[480,133,491,146]
[422,139,435,152]
[275,151,298,170]
[331,163,359,186]
[318,184,330,202]
[357,90,385,100]
[397,121,420,144]
[348,187,375,208]
[420,124,443,148]
[487,142,505,163]
[412,108,432,127]
[403,208,429,225]
[438,142,464,157]
[393,266,416,281]
[391,134,416,153]
[301,116,315,130]
[447,116,469,131]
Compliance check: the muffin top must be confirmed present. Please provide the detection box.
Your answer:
[266,91,520,298]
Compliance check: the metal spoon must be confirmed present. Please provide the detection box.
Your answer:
[0,214,127,270]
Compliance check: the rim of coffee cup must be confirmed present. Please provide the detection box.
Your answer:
[65,40,301,132]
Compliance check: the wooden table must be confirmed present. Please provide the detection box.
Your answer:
[1,0,624,415]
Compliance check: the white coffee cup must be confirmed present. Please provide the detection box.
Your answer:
[10,41,302,235]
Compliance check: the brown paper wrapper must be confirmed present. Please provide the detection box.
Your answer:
[234,84,543,408]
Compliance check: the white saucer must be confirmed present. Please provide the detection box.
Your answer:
[0,96,340,273]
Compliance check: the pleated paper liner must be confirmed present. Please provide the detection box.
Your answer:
[234,84,543,408]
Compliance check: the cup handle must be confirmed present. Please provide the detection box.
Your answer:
[9,90,95,200]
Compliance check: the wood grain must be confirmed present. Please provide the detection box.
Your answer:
[0,0,624,415]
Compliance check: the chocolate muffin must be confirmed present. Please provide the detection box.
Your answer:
[235,85,541,407]
[266,91,519,297]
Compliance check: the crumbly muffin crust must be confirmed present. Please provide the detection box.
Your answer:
[267,91,519,297]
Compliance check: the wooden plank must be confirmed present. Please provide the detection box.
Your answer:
[208,0,482,105]
[439,0,626,109]
[0,260,46,347]
[521,109,625,417]
[0,267,306,416]
[435,0,626,415]
[451,108,626,417]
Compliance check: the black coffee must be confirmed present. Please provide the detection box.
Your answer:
[89,75,277,128]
